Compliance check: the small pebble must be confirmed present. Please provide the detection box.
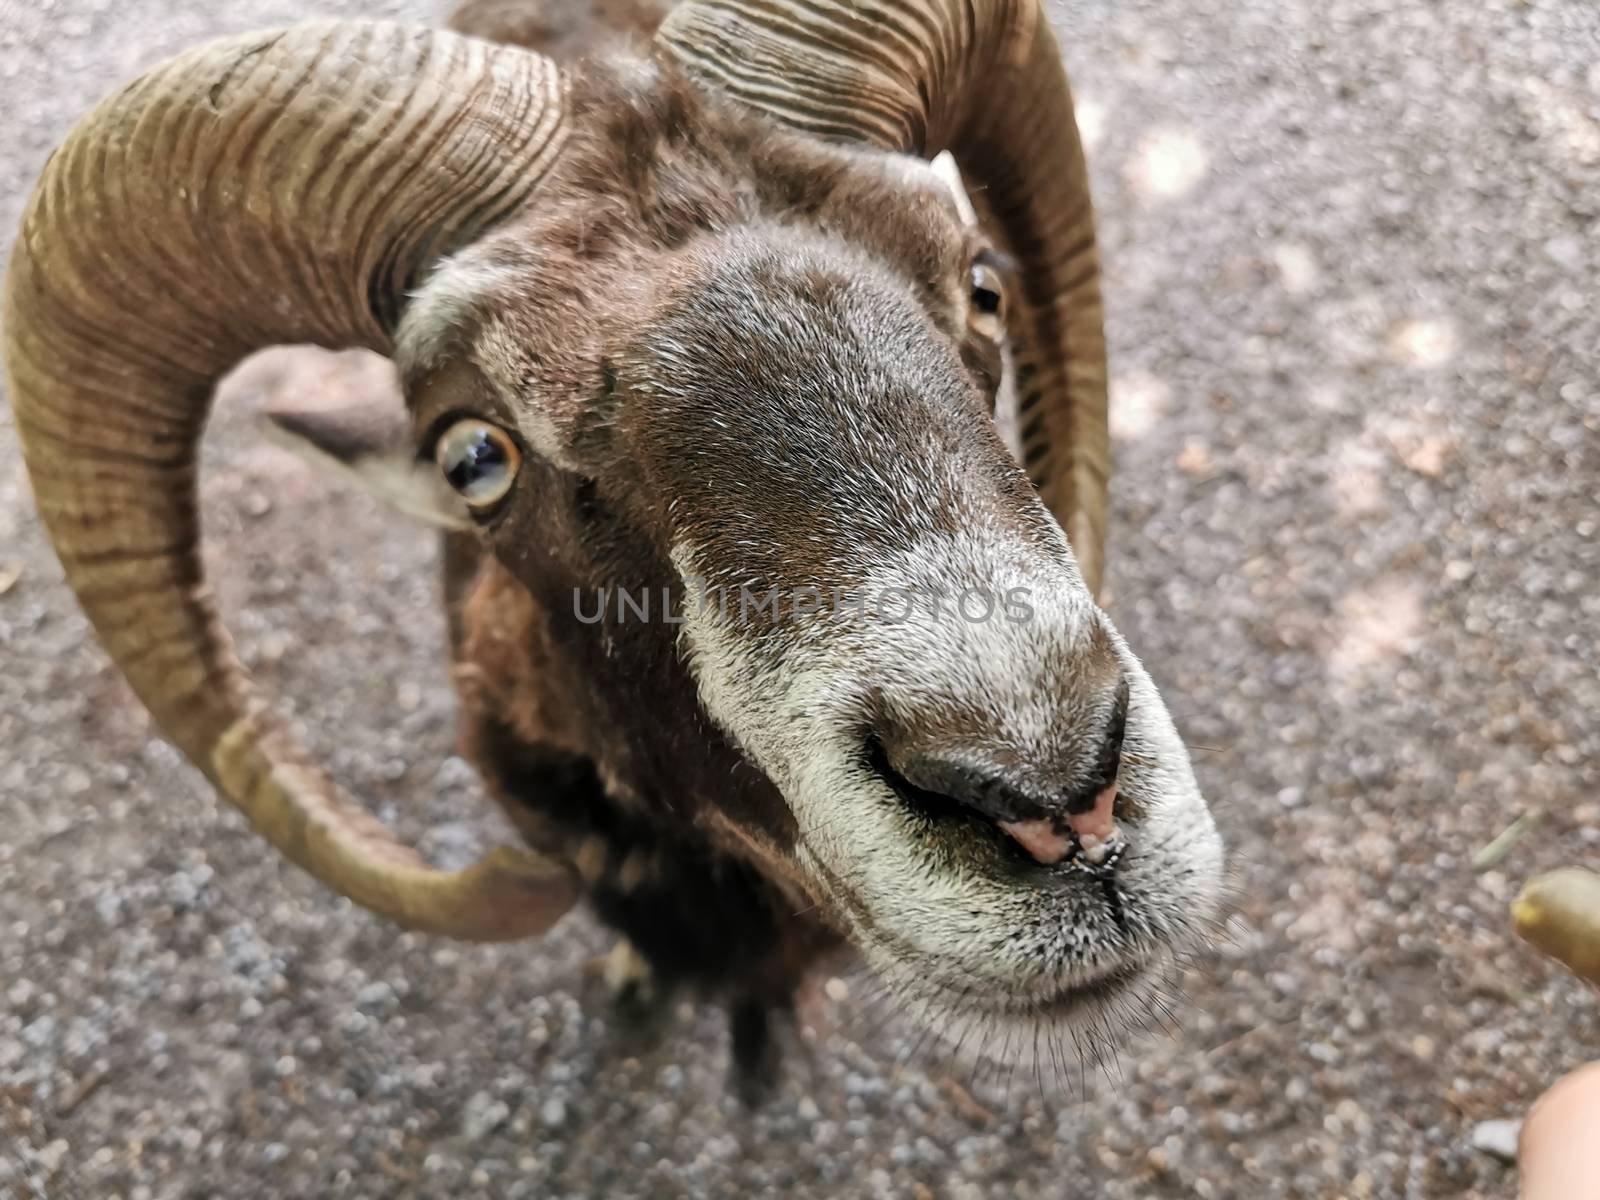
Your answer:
[1471,1118,1522,1164]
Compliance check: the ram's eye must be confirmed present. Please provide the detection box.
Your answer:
[968,260,1007,338]
[435,419,520,509]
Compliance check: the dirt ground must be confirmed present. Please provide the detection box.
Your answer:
[1,0,1597,1197]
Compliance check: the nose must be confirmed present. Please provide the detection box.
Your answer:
[870,675,1130,867]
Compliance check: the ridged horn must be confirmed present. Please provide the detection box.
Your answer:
[4,20,580,940]
[656,0,1110,595]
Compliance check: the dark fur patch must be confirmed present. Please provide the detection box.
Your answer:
[469,710,834,997]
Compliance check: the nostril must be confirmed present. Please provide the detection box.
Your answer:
[864,736,986,825]
[867,675,1133,868]
[866,736,1043,827]
[865,738,1084,867]
[1064,675,1129,817]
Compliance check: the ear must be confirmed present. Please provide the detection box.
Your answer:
[262,395,473,531]
[929,150,979,227]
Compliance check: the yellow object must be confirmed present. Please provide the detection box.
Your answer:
[1513,869,1600,987]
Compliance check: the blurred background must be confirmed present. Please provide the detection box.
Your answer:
[0,0,1596,1196]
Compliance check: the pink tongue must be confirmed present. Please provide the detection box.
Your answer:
[997,817,1074,865]
[997,785,1121,866]
[1069,784,1119,844]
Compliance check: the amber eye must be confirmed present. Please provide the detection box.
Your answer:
[435,419,521,509]
[968,260,1007,338]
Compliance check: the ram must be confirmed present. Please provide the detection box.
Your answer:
[4,0,1224,1091]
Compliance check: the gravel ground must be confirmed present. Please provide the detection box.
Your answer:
[2,0,1597,1197]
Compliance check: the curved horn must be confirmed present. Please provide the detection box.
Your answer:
[656,0,1110,594]
[4,20,579,940]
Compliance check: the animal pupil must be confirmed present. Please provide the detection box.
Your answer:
[972,284,1002,315]
[444,427,506,494]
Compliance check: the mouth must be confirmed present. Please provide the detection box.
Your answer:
[836,734,1203,1008]
[785,735,1220,1072]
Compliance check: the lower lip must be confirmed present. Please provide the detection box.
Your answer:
[980,958,1149,1021]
